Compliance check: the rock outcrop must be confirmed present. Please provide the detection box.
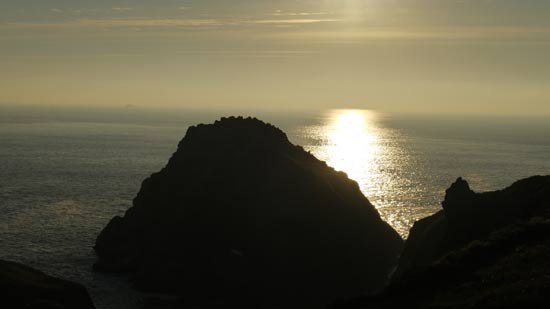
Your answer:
[396,175,550,277]
[0,259,95,309]
[333,175,550,309]
[94,117,403,308]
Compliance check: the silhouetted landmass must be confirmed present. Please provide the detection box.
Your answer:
[396,176,550,277]
[0,259,95,309]
[93,117,403,308]
[333,176,550,309]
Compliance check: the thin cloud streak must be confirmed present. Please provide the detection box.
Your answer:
[1,19,232,29]
[111,7,133,11]
[254,19,340,24]
[2,19,550,44]
[1,17,340,30]
[280,27,550,43]
[269,11,333,16]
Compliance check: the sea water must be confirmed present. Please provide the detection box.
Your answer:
[1,106,549,308]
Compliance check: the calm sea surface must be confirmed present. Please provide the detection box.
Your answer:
[1,106,549,308]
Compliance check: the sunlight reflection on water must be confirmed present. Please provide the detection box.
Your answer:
[290,108,550,238]
[302,109,394,199]
[324,110,380,183]
[324,109,383,194]
[298,109,423,237]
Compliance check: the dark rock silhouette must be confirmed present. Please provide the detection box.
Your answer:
[0,259,95,309]
[396,175,550,277]
[333,175,550,309]
[93,116,403,308]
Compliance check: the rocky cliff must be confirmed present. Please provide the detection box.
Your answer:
[94,117,403,308]
[396,176,550,277]
[334,175,550,309]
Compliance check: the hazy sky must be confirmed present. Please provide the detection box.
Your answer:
[1,0,549,115]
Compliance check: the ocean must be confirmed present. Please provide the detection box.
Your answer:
[1,106,549,308]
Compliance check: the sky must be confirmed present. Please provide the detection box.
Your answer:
[1,0,550,115]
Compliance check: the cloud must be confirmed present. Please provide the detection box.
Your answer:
[269,11,332,17]
[111,7,133,11]
[49,9,63,13]
[253,19,340,24]
[0,19,230,30]
[279,27,550,43]
[0,17,340,31]
[2,17,549,44]
[79,18,228,27]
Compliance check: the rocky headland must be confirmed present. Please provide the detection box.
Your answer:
[334,175,550,309]
[93,117,404,308]
[0,259,95,309]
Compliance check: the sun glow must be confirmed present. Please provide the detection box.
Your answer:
[305,109,413,235]
[325,109,381,186]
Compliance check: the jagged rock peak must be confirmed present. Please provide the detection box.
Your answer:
[442,177,475,214]
[448,177,471,191]
[180,116,290,148]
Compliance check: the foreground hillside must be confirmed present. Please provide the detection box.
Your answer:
[0,259,95,309]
